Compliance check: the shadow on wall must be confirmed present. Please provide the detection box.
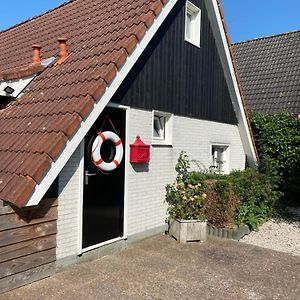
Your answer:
[11,197,57,222]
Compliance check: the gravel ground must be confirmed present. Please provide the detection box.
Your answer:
[241,207,300,256]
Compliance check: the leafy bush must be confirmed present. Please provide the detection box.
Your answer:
[165,181,206,221]
[250,112,300,205]
[165,153,281,230]
[228,169,281,230]
[201,179,240,228]
[165,152,206,220]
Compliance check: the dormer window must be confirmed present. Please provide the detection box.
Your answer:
[185,1,201,48]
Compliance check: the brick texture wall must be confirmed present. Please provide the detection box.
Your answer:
[56,145,81,260]
[126,108,245,236]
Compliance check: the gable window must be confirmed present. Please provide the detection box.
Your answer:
[152,111,173,145]
[185,1,201,47]
[210,145,229,174]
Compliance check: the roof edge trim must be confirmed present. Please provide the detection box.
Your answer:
[204,0,258,167]
[233,29,300,45]
[24,0,178,207]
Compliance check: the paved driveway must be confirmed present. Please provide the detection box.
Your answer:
[2,235,300,300]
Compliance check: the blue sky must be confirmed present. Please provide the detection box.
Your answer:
[0,1,299,42]
[221,0,300,42]
[0,0,65,30]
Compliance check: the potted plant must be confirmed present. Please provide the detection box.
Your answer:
[166,152,207,243]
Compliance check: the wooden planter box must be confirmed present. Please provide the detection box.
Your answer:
[169,219,207,243]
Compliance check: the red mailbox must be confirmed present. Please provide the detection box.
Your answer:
[130,135,150,163]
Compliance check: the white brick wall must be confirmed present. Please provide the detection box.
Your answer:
[56,107,246,258]
[56,145,82,260]
[126,108,245,236]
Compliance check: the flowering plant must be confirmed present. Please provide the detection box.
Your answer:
[165,152,206,220]
[165,180,206,220]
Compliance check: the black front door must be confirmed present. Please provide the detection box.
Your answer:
[82,107,125,249]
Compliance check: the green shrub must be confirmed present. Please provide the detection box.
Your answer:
[201,179,240,228]
[228,169,281,230]
[250,112,300,205]
[165,153,281,231]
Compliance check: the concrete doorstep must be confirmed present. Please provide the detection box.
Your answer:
[1,235,299,300]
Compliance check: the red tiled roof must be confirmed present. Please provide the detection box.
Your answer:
[0,0,165,207]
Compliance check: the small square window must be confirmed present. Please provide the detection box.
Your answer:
[210,145,229,174]
[185,1,201,47]
[153,115,166,139]
[152,111,173,145]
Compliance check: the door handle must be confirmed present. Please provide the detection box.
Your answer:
[85,171,97,185]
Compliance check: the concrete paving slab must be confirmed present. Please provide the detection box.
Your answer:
[1,235,299,300]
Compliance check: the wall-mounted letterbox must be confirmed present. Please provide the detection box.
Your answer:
[130,135,150,164]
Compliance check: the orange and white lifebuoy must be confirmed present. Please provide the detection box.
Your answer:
[92,131,123,172]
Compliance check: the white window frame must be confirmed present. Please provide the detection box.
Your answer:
[185,1,201,48]
[152,110,173,145]
[210,144,230,174]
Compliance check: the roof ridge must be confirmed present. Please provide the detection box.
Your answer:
[0,0,74,35]
[233,29,300,45]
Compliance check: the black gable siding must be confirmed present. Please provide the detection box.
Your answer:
[111,0,237,125]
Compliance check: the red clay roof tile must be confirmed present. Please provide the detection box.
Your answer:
[16,153,52,182]
[150,0,163,16]
[0,172,13,194]
[0,174,36,208]
[140,11,156,27]
[70,95,95,119]
[0,63,45,81]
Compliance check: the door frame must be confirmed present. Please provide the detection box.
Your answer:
[77,102,130,254]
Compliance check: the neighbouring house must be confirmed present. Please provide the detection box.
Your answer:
[0,0,258,293]
[232,30,300,116]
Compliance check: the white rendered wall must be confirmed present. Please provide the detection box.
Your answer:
[56,145,82,260]
[126,108,245,236]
